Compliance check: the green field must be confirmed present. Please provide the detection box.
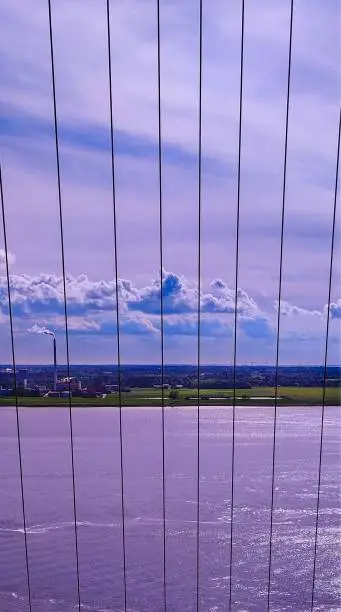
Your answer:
[0,386,340,407]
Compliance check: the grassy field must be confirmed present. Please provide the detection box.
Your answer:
[0,386,340,407]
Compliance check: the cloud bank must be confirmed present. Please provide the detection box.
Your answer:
[0,267,339,344]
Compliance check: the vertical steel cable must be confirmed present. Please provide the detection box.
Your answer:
[0,163,33,612]
[228,1,244,609]
[47,2,81,610]
[106,1,128,609]
[310,108,340,611]
[156,0,167,609]
[196,0,203,610]
[266,1,294,609]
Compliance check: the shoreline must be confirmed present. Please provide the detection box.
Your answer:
[0,387,339,408]
[0,404,340,410]
[0,400,340,409]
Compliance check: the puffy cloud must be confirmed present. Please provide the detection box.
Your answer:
[0,268,243,340]
[211,279,260,316]
[126,271,205,314]
[0,273,116,316]
[127,271,259,316]
[0,248,16,269]
[1,268,337,344]
[0,269,252,318]
[239,316,274,339]
[276,300,341,321]
[163,314,233,338]
[329,300,341,319]
[275,300,322,317]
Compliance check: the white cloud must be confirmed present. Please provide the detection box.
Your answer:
[328,299,341,320]
[1,268,338,349]
[0,248,16,269]
[0,268,262,319]
[275,300,322,317]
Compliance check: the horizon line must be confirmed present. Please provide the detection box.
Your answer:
[1,363,340,369]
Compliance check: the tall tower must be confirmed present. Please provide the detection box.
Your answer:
[53,337,57,391]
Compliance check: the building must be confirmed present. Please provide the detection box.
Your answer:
[56,377,82,393]
[0,368,28,389]
[105,384,119,393]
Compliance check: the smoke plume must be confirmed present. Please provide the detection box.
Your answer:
[29,324,55,338]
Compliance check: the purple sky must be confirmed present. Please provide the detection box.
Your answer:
[0,0,340,365]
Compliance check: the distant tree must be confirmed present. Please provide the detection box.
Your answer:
[169,389,180,401]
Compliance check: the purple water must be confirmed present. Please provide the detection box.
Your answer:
[0,406,340,611]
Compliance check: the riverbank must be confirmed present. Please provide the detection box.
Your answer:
[0,386,339,407]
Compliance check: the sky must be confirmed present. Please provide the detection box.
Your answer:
[0,0,340,365]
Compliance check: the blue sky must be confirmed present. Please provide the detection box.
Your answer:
[0,0,340,365]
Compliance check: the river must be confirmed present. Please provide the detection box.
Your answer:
[0,406,340,611]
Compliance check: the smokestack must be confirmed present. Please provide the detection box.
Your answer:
[29,325,56,391]
[53,337,57,392]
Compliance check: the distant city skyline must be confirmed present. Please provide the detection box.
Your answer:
[0,0,340,364]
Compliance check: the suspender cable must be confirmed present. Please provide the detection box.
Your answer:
[106,1,128,609]
[266,2,294,609]
[310,108,340,612]
[0,163,33,612]
[47,2,81,610]
[228,1,244,609]
[196,0,203,610]
[156,0,167,609]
